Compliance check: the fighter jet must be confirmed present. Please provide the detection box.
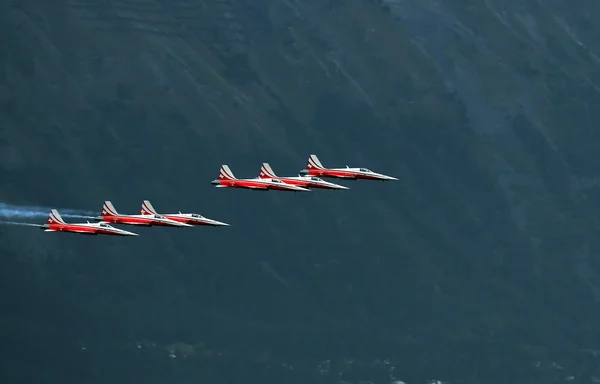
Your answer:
[39,209,138,236]
[139,200,230,227]
[211,165,310,192]
[299,154,398,181]
[95,201,193,227]
[258,163,349,190]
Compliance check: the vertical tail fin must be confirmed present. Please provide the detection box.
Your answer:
[218,165,236,180]
[258,163,277,179]
[141,200,157,215]
[101,201,119,217]
[47,209,66,225]
[306,154,324,170]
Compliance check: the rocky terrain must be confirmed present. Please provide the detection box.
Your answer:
[2,0,600,383]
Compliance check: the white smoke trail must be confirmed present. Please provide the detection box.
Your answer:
[0,220,41,227]
[0,203,97,220]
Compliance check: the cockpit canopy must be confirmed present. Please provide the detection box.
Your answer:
[191,214,203,218]
[310,177,322,181]
[99,223,110,228]
[359,168,371,173]
[271,179,282,183]
[154,214,165,219]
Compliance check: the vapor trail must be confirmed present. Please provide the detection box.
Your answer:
[0,220,42,227]
[0,203,97,220]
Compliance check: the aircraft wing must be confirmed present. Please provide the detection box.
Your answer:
[246,186,269,190]
[70,229,97,234]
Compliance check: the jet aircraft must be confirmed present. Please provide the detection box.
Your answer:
[40,209,138,236]
[96,201,193,227]
[140,200,230,227]
[211,165,310,192]
[299,154,398,181]
[258,163,349,190]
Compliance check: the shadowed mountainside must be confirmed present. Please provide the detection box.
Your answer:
[2,0,600,383]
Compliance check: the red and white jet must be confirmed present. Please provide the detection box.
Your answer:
[299,154,398,181]
[140,200,230,227]
[258,163,349,190]
[211,165,310,192]
[96,201,193,227]
[40,209,138,236]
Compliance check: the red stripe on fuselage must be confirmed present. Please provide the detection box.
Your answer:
[101,215,153,225]
[304,169,357,179]
[162,215,214,226]
[277,178,309,187]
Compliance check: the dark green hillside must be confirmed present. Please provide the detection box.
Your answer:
[2,0,600,383]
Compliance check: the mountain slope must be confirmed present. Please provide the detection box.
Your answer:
[2,0,600,383]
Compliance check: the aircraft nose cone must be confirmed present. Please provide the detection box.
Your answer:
[211,180,220,185]
[335,185,350,190]
[203,218,230,226]
[299,169,309,175]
